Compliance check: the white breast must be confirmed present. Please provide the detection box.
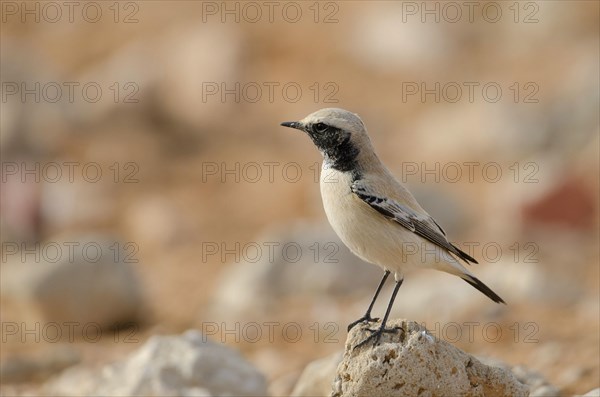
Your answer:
[319,164,447,278]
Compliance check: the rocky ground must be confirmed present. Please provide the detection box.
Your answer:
[1,1,599,396]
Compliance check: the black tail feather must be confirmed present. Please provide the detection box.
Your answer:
[451,243,478,264]
[462,275,506,304]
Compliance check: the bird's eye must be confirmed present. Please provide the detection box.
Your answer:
[313,123,329,133]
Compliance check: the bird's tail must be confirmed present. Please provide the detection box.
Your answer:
[438,258,506,304]
[460,274,506,304]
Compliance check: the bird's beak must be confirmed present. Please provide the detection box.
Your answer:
[280,121,303,131]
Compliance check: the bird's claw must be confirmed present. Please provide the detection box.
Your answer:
[347,315,380,332]
[353,326,403,351]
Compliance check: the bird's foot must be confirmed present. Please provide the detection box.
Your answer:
[353,325,403,351]
[347,314,379,332]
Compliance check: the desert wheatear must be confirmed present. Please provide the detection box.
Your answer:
[281,108,505,348]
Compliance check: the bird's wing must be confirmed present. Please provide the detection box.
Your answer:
[351,179,478,264]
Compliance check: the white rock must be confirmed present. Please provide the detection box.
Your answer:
[0,234,143,330]
[529,385,561,397]
[331,319,530,397]
[291,352,343,397]
[45,330,267,397]
[581,388,600,396]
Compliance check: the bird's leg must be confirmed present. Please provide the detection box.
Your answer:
[347,270,391,332]
[354,278,404,350]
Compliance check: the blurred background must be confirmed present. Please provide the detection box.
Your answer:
[1,1,598,396]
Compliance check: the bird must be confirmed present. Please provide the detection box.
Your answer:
[281,108,505,349]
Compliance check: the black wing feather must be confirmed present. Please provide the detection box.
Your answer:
[351,181,478,265]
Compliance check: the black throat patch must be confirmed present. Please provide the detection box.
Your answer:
[308,126,360,172]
